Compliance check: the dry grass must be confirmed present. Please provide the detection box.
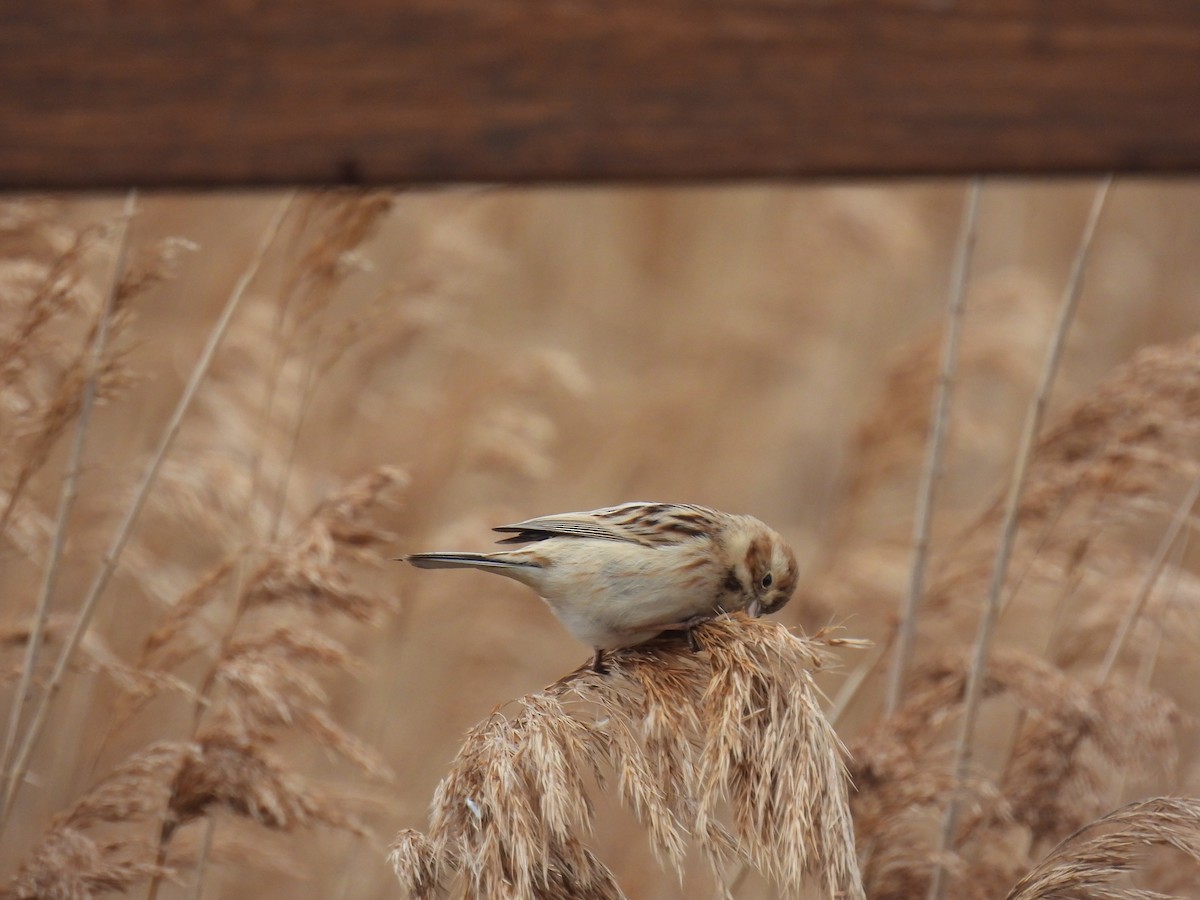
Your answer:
[1005,797,1200,900]
[2,181,1200,898]
[391,618,861,898]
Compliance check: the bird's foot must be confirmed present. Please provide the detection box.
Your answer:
[653,614,716,652]
[682,614,714,652]
[591,648,609,675]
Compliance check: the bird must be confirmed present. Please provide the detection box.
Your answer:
[404,502,798,673]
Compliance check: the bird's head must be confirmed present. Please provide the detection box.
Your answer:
[724,518,799,617]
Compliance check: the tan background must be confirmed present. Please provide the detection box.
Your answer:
[3,180,1200,897]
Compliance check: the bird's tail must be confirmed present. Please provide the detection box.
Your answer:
[405,552,533,571]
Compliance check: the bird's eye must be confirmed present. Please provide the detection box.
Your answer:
[760,573,773,589]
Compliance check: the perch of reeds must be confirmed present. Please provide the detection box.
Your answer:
[391,615,865,899]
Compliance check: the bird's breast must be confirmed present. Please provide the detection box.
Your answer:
[528,538,730,647]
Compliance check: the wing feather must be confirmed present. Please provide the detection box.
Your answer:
[494,502,722,546]
[493,512,632,544]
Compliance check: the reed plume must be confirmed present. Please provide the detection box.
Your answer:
[391,617,864,899]
[1005,797,1200,900]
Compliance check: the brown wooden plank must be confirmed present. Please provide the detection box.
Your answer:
[2,1,1200,188]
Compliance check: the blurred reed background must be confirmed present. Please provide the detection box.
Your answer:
[2,180,1200,898]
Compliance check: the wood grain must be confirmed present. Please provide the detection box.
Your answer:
[2,1,1199,188]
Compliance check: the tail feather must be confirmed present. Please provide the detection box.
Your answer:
[405,552,532,571]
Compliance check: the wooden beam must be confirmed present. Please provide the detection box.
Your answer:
[2,1,1200,188]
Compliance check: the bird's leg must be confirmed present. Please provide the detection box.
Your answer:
[654,614,716,651]
[591,648,609,675]
[682,614,714,652]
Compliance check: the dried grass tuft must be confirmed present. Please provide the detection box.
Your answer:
[165,731,360,838]
[1,828,176,900]
[127,465,405,888]
[243,464,407,617]
[143,464,406,670]
[1,742,193,900]
[1003,679,1181,851]
[392,616,864,899]
[928,333,1200,633]
[849,648,1183,898]
[1005,797,1200,900]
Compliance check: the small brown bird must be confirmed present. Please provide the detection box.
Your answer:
[405,502,798,672]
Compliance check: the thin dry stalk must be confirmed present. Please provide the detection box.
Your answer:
[832,625,893,726]
[185,819,216,900]
[1004,797,1200,899]
[391,617,863,899]
[267,193,394,536]
[267,332,348,541]
[1128,529,1188,698]
[0,193,295,825]
[886,178,980,716]
[1098,472,1200,681]
[928,176,1113,900]
[0,192,136,794]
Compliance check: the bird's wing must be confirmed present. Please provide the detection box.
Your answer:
[494,502,721,546]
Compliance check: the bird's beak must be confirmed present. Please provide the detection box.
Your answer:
[747,598,762,618]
